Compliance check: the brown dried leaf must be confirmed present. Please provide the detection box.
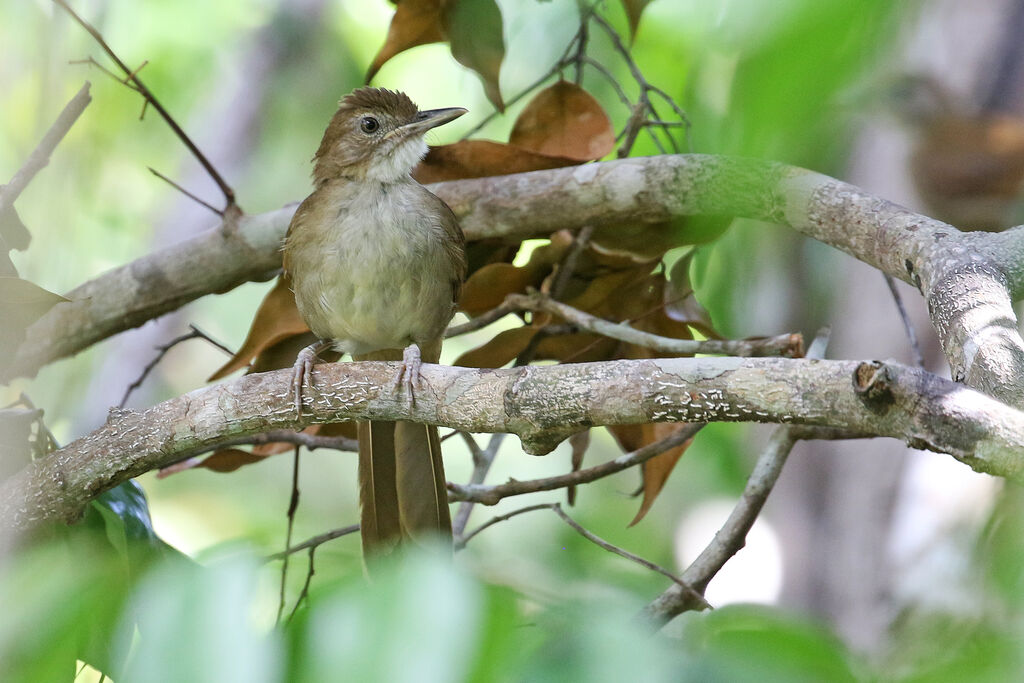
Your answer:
[366,0,445,83]
[454,325,537,368]
[442,0,506,111]
[198,448,269,473]
[510,81,615,161]
[620,0,652,41]
[208,275,309,380]
[0,277,68,373]
[412,140,579,184]
[459,262,541,316]
[607,423,694,526]
[567,429,590,505]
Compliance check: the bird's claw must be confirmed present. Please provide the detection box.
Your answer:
[390,344,423,404]
[291,342,324,419]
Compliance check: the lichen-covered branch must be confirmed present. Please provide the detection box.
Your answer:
[3,356,1024,536]
[15,155,1024,404]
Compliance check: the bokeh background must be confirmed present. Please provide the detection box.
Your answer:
[5,0,1024,679]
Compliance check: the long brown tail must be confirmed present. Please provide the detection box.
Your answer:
[355,341,451,561]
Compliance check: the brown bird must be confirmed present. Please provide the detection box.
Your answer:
[283,88,467,558]
[892,74,1024,231]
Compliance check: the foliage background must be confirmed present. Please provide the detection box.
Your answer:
[3,0,1024,680]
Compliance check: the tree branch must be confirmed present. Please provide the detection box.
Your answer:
[12,155,1024,406]
[504,291,803,357]
[448,423,702,504]
[1,82,92,212]
[3,356,1024,536]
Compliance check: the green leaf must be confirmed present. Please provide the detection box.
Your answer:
[116,557,283,683]
[679,604,864,682]
[442,0,506,111]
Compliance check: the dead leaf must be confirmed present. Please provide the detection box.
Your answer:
[454,326,538,368]
[620,0,651,41]
[442,0,506,111]
[413,140,579,184]
[208,275,309,380]
[510,81,615,161]
[366,0,445,83]
[459,260,552,315]
[567,429,590,505]
[607,423,694,525]
[0,277,68,374]
[197,448,268,474]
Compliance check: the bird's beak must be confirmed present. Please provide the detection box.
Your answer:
[400,107,468,135]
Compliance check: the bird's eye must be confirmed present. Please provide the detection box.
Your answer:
[360,117,379,134]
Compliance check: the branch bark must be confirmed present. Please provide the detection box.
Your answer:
[11,155,1024,408]
[4,356,1024,535]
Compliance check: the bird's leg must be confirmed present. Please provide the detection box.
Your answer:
[390,343,423,402]
[291,339,332,418]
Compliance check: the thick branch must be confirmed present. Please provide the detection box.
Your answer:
[12,154,1024,402]
[3,357,1024,533]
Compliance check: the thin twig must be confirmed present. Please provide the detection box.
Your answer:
[451,432,506,536]
[276,448,301,625]
[550,503,711,609]
[287,546,316,622]
[1,82,92,212]
[456,503,555,548]
[445,302,518,338]
[449,423,703,505]
[54,0,236,210]
[264,523,360,562]
[148,167,224,217]
[884,273,925,368]
[506,291,804,357]
[458,501,710,609]
[156,429,359,477]
[119,324,234,408]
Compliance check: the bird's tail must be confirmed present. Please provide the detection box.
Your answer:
[355,340,451,562]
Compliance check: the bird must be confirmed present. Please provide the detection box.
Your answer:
[890,74,1024,231]
[282,87,467,559]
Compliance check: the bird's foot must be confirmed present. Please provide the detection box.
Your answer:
[390,343,423,404]
[291,340,330,419]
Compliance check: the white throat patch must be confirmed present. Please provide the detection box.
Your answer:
[366,137,428,183]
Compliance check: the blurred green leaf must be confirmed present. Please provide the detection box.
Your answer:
[289,548,483,683]
[116,556,283,683]
[443,0,506,111]
[679,604,864,682]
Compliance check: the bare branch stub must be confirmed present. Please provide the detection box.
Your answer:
[54,0,237,211]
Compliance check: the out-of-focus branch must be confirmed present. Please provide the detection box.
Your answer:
[54,0,236,210]
[1,82,92,213]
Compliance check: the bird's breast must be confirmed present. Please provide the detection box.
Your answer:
[288,184,457,354]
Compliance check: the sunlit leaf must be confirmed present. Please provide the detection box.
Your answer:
[620,0,651,41]
[510,81,615,161]
[413,140,579,184]
[442,0,506,111]
[366,0,445,83]
[208,275,309,380]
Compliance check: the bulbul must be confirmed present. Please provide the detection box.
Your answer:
[283,87,467,557]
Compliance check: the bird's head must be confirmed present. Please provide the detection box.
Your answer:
[313,87,466,184]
